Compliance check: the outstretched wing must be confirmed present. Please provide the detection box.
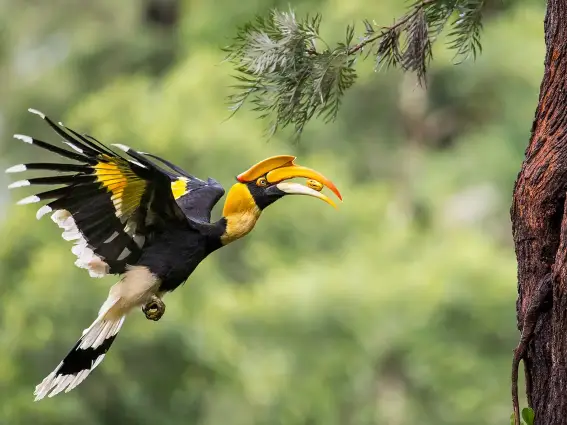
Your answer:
[5,109,210,278]
[147,152,226,223]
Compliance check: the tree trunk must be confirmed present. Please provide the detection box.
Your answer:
[511,1,567,423]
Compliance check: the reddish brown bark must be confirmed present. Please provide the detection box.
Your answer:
[511,1,567,423]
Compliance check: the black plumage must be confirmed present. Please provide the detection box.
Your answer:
[10,111,229,279]
[7,108,341,401]
[8,110,232,400]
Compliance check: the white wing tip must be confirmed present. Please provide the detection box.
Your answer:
[28,108,46,119]
[36,205,53,220]
[128,159,147,169]
[63,142,83,153]
[5,164,27,173]
[8,180,30,189]
[17,195,40,205]
[14,134,33,144]
[111,143,130,152]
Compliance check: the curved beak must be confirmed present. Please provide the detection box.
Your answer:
[237,155,342,208]
[274,182,338,208]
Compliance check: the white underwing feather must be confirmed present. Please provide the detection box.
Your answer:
[51,209,109,278]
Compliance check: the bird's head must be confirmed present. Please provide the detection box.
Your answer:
[220,155,342,244]
[235,155,342,209]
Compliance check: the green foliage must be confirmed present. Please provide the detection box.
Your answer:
[522,407,535,425]
[225,0,487,138]
[447,0,484,63]
[225,9,357,138]
[510,408,535,425]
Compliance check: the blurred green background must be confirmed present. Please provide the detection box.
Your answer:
[0,0,542,424]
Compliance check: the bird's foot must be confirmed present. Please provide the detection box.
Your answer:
[142,295,166,321]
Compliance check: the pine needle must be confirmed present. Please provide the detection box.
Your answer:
[223,0,485,139]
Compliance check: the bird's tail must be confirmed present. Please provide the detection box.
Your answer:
[33,294,126,401]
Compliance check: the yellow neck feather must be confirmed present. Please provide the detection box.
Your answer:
[221,183,261,245]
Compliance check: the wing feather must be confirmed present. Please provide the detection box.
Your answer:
[6,109,192,277]
[140,152,226,223]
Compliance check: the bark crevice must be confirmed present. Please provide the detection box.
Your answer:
[511,1,567,423]
[512,274,552,425]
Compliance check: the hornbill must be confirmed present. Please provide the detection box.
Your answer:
[5,109,342,401]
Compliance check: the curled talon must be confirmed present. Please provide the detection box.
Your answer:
[142,296,166,321]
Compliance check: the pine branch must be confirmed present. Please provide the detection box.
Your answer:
[448,0,484,63]
[223,0,486,139]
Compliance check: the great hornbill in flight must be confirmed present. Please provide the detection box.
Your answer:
[5,109,342,401]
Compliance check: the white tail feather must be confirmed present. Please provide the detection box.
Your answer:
[78,294,124,349]
[33,295,126,401]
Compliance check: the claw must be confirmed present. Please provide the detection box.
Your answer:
[142,295,166,321]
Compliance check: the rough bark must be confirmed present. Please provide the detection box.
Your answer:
[511,1,567,423]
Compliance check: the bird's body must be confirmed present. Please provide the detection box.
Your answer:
[138,226,213,291]
[6,108,342,401]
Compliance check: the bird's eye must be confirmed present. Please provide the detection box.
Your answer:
[256,177,268,187]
